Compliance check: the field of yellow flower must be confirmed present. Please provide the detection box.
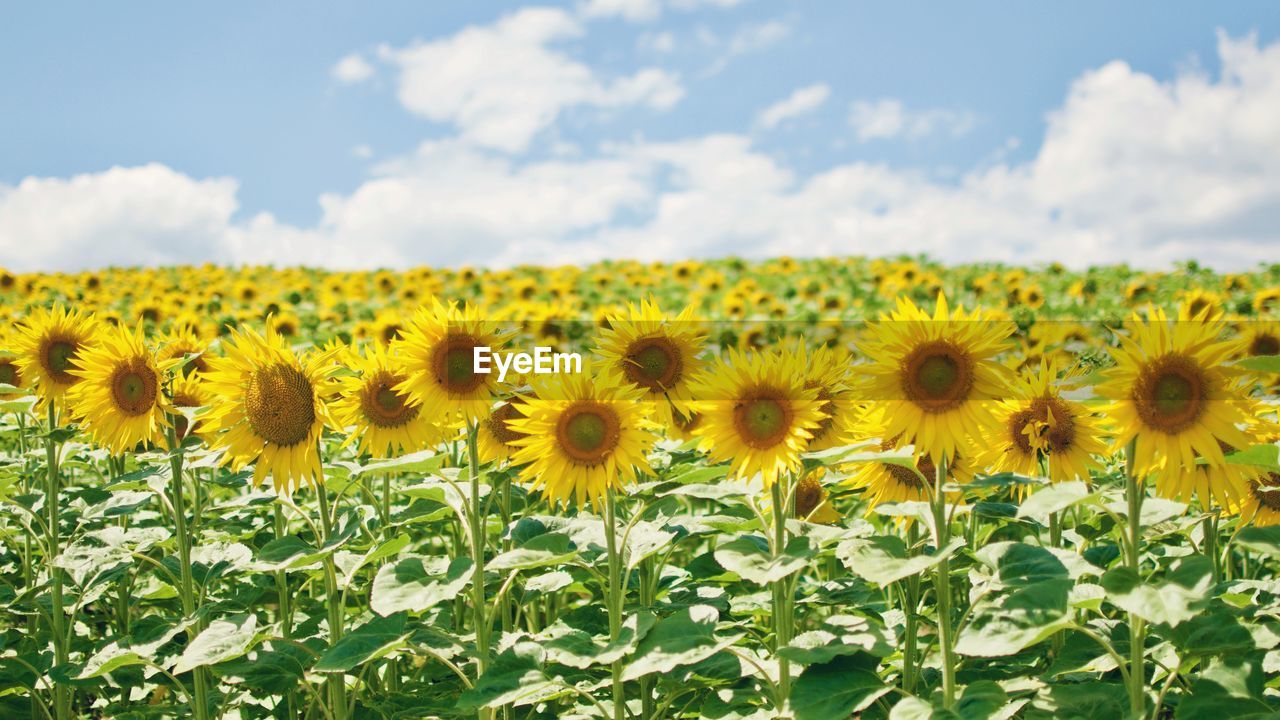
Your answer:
[1,256,1280,719]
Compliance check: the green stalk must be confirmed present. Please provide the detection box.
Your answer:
[45,402,69,720]
[902,521,920,694]
[465,421,490,719]
[770,476,794,707]
[604,487,626,720]
[1123,438,1145,717]
[273,503,299,717]
[165,423,208,720]
[638,557,656,720]
[930,455,956,709]
[315,475,348,720]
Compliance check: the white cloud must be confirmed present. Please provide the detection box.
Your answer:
[330,53,376,84]
[757,83,830,128]
[5,33,1280,272]
[703,19,791,75]
[386,6,683,152]
[638,30,676,53]
[351,144,374,159]
[580,0,662,22]
[848,98,977,141]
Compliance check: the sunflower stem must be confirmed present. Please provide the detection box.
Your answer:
[164,423,208,720]
[466,421,491,720]
[770,476,793,708]
[902,521,920,694]
[44,402,70,720]
[273,502,300,719]
[315,474,348,720]
[604,486,626,720]
[930,454,957,710]
[1123,437,1146,718]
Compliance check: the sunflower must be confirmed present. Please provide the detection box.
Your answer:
[796,343,857,452]
[156,326,211,376]
[972,364,1106,483]
[66,322,175,454]
[12,305,99,410]
[1097,308,1257,480]
[689,349,824,487]
[858,294,1015,463]
[1178,289,1223,320]
[0,331,25,393]
[1238,465,1280,527]
[476,398,528,465]
[793,469,841,524]
[845,437,974,511]
[201,325,338,494]
[169,372,212,442]
[507,370,654,507]
[595,299,704,425]
[1236,320,1280,360]
[394,300,511,423]
[332,342,439,458]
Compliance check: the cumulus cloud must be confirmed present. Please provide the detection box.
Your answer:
[848,98,977,141]
[4,32,1280,272]
[330,53,376,84]
[385,7,683,152]
[580,0,662,22]
[757,83,830,128]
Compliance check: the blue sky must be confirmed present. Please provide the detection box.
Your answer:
[2,1,1279,271]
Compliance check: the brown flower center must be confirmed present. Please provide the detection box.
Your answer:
[0,360,19,387]
[900,340,975,413]
[359,370,420,429]
[110,358,159,416]
[555,403,621,465]
[431,332,485,394]
[40,336,81,384]
[623,336,683,392]
[1254,473,1280,512]
[486,400,526,447]
[245,363,316,446]
[732,389,793,449]
[1250,333,1280,357]
[1007,395,1076,455]
[794,475,824,518]
[1133,354,1206,434]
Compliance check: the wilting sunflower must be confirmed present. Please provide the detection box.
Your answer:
[13,305,98,410]
[476,398,528,465]
[1238,465,1280,527]
[859,294,1015,463]
[845,437,974,511]
[689,349,824,487]
[169,372,212,442]
[972,364,1106,483]
[66,322,175,454]
[202,325,338,494]
[332,343,438,458]
[394,300,510,423]
[1097,308,1256,480]
[507,370,654,507]
[595,299,704,424]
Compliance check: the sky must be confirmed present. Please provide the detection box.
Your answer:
[2,1,1279,272]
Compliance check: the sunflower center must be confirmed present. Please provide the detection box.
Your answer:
[1134,354,1206,434]
[432,333,485,394]
[381,324,403,344]
[1255,473,1280,512]
[901,341,974,413]
[487,401,525,446]
[1250,334,1280,356]
[555,404,621,465]
[794,475,823,518]
[732,391,793,449]
[245,363,316,446]
[0,360,18,387]
[807,387,837,445]
[623,336,682,391]
[110,360,159,416]
[41,337,80,384]
[360,371,420,429]
[1008,395,1076,455]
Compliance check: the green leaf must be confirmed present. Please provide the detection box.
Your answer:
[837,535,964,586]
[1175,655,1273,719]
[371,556,473,616]
[539,612,656,669]
[1017,481,1097,522]
[1225,444,1280,473]
[621,605,741,681]
[456,642,558,710]
[1101,555,1213,627]
[1235,525,1280,557]
[353,449,443,476]
[314,614,409,673]
[714,535,814,585]
[788,653,888,720]
[341,533,411,587]
[957,543,1072,657]
[778,614,895,664]
[78,619,193,679]
[172,614,259,674]
[1237,355,1280,374]
[488,532,577,572]
[252,536,329,572]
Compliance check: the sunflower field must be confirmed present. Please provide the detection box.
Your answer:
[2,257,1280,720]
